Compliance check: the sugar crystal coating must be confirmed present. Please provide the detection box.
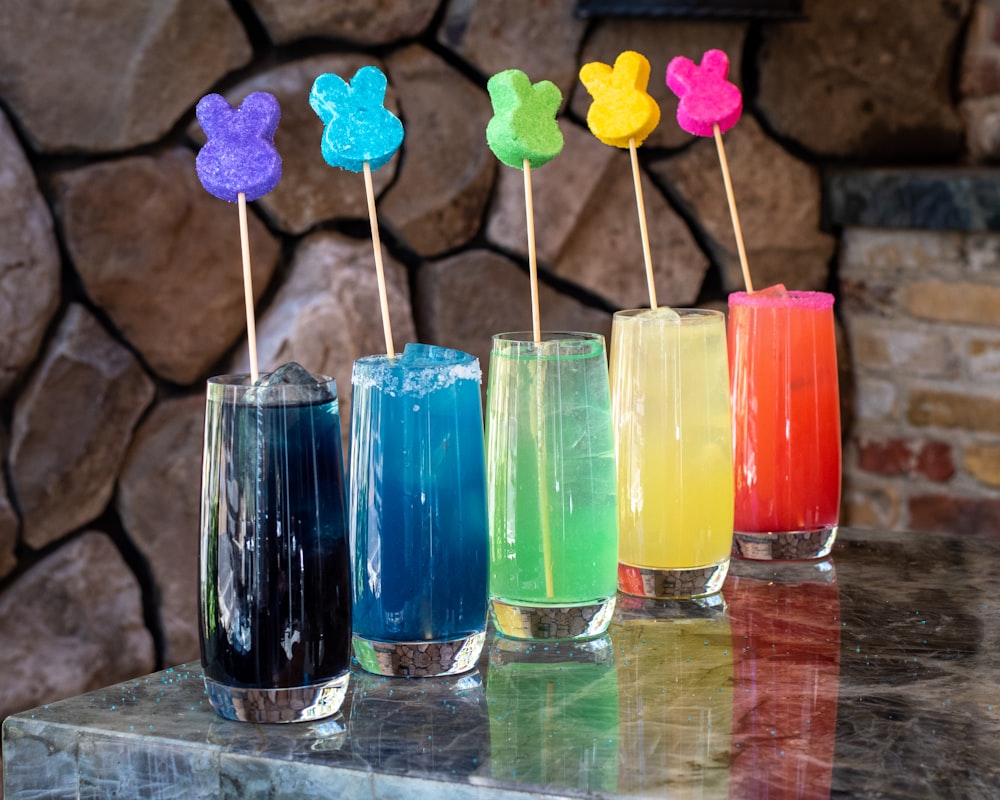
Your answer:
[579,51,661,148]
[352,343,481,398]
[486,69,564,170]
[195,92,282,202]
[728,288,834,311]
[309,66,404,173]
[666,49,742,137]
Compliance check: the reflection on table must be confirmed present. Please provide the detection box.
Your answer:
[486,635,618,792]
[727,560,840,800]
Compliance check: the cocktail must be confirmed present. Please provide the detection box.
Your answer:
[199,363,352,723]
[349,343,489,676]
[610,307,734,598]
[728,289,841,559]
[486,332,619,640]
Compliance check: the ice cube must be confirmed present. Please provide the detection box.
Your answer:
[645,305,680,322]
[253,361,334,404]
[261,361,317,385]
[755,283,788,297]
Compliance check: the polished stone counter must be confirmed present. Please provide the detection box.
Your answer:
[4,527,1000,798]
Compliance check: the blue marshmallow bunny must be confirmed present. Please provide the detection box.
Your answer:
[309,66,404,173]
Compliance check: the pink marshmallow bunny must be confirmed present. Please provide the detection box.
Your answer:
[666,49,742,137]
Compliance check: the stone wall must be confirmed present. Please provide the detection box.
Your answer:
[0,0,992,760]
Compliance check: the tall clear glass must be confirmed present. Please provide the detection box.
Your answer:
[349,343,489,677]
[486,332,619,640]
[728,290,841,560]
[198,366,351,723]
[610,308,734,598]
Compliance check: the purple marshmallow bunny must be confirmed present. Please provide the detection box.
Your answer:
[195,92,282,202]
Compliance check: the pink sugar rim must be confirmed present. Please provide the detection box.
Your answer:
[728,290,834,310]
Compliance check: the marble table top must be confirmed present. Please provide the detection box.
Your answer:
[4,527,1000,799]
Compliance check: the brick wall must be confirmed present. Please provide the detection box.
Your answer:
[833,171,1000,534]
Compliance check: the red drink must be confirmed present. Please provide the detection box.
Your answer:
[728,289,840,560]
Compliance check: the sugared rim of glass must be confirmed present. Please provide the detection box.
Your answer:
[613,307,724,324]
[728,290,834,310]
[491,331,606,360]
[354,342,477,370]
[352,343,482,394]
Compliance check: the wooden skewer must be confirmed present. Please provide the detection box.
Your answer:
[523,158,553,597]
[237,192,260,383]
[713,123,754,294]
[363,161,396,358]
[629,137,657,309]
[523,158,542,343]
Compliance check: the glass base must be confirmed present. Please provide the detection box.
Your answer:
[615,591,727,618]
[617,559,729,599]
[732,526,838,561]
[490,596,616,640]
[352,631,485,678]
[204,672,349,723]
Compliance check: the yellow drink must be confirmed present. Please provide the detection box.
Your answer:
[609,308,733,597]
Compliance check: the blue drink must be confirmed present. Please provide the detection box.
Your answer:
[349,344,489,677]
[199,365,352,723]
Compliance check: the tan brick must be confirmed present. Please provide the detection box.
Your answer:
[908,388,1000,433]
[841,483,901,530]
[840,229,963,278]
[855,377,898,421]
[964,443,1000,487]
[965,233,1000,274]
[903,280,1000,327]
[968,337,1000,379]
[848,318,958,377]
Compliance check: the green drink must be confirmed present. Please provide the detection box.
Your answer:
[486,332,619,640]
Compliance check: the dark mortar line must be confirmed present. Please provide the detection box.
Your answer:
[226,0,273,57]
[97,503,168,671]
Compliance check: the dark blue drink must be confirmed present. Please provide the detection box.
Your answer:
[349,344,489,677]
[199,364,351,722]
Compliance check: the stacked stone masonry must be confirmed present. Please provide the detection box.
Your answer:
[0,0,995,775]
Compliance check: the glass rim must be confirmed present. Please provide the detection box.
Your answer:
[207,371,337,387]
[728,290,834,310]
[492,330,605,343]
[353,342,478,370]
[490,331,606,360]
[612,307,725,324]
[206,372,340,406]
